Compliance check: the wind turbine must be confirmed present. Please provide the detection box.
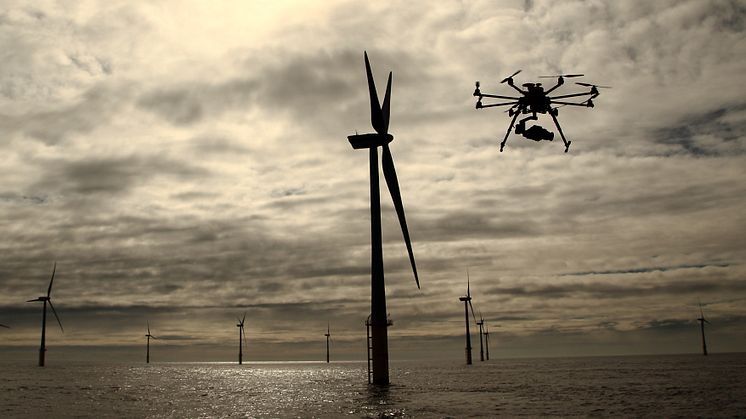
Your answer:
[484,325,490,361]
[237,313,247,365]
[347,51,420,385]
[476,311,485,362]
[26,262,63,367]
[325,322,331,363]
[697,303,710,356]
[145,322,157,363]
[458,271,477,365]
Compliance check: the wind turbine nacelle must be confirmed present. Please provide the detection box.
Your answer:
[348,133,394,149]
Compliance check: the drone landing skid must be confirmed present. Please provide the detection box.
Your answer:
[499,110,521,152]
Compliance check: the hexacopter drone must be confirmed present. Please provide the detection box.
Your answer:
[473,70,609,152]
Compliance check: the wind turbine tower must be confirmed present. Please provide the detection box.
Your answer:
[476,312,485,362]
[145,322,157,363]
[484,325,490,361]
[459,272,476,365]
[237,313,247,365]
[26,262,64,367]
[325,322,331,363]
[347,51,420,385]
[697,303,710,356]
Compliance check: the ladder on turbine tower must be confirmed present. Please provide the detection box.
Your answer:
[365,314,394,384]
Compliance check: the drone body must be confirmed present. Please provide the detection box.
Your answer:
[473,70,609,152]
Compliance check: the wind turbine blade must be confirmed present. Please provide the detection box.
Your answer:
[467,269,471,298]
[364,51,385,135]
[468,300,478,325]
[148,321,151,335]
[381,144,419,288]
[47,262,57,297]
[380,72,392,134]
[48,300,64,333]
[0,324,9,328]
[242,312,247,324]
[242,326,248,350]
[26,298,42,302]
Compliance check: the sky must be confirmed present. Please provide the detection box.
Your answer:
[1,0,745,363]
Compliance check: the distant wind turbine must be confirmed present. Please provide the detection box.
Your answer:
[458,270,477,365]
[347,51,420,385]
[476,311,485,362]
[237,313,247,365]
[325,322,331,363]
[145,322,157,363]
[26,262,63,367]
[697,303,710,356]
[484,325,490,361]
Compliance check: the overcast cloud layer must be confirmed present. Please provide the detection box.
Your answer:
[1,0,745,361]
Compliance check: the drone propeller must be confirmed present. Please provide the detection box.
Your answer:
[576,82,611,88]
[500,70,521,83]
[539,73,584,78]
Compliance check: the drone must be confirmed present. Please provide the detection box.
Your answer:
[473,70,609,152]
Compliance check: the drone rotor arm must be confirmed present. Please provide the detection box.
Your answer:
[549,92,595,100]
[478,101,519,109]
[478,93,521,100]
[508,84,526,95]
[549,100,593,107]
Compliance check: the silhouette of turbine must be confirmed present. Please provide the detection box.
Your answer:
[348,51,420,385]
[26,262,63,367]
[484,325,491,361]
[476,311,485,362]
[237,313,247,365]
[325,322,331,363]
[697,303,710,356]
[458,270,477,365]
[145,322,157,363]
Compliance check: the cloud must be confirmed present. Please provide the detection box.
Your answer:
[137,78,259,125]
[0,83,129,144]
[0,0,745,359]
[31,154,208,197]
[487,277,746,300]
[561,262,731,277]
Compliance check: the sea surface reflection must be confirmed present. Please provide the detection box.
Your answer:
[1,354,745,417]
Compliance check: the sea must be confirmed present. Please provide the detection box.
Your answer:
[1,353,744,418]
